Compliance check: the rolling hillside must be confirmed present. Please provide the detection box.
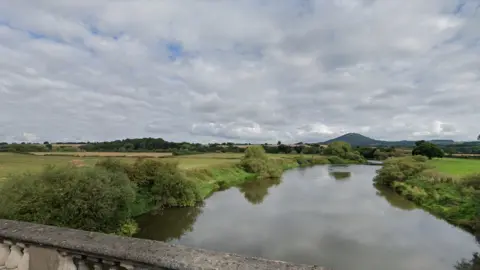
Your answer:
[323,133,380,146]
[322,133,459,147]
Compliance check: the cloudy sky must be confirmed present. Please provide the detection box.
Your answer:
[1,0,479,143]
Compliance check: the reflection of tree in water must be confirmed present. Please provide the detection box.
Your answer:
[373,183,417,211]
[455,253,480,270]
[330,171,351,180]
[134,203,204,242]
[454,235,480,270]
[238,177,282,205]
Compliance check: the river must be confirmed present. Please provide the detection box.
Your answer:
[135,165,479,270]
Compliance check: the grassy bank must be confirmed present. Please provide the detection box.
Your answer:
[375,156,480,234]
[0,145,365,236]
[428,158,480,176]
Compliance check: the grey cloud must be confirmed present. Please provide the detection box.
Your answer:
[0,0,479,143]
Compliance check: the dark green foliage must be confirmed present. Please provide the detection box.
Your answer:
[43,141,53,151]
[324,141,366,163]
[330,171,351,180]
[277,144,292,154]
[240,146,283,178]
[97,158,202,209]
[374,157,430,186]
[238,177,281,204]
[294,145,305,154]
[345,151,366,163]
[324,141,352,158]
[79,137,246,154]
[454,253,480,270]
[296,156,330,167]
[375,156,480,234]
[327,155,349,165]
[462,174,480,190]
[412,140,444,159]
[0,166,136,234]
[0,143,47,153]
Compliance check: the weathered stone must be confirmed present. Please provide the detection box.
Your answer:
[0,219,327,270]
[0,243,10,266]
[28,247,58,270]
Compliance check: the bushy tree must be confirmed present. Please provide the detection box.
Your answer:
[412,141,444,159]
[243,145,268,160]
[324,141,352,158]
[0,166,136,234]
[374,156,430,186]
[240,146,282,178]
[97,158,202,208]
[294,145,305,154]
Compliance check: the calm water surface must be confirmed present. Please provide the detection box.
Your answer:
[136,165,479,270]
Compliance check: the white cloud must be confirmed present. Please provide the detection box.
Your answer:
[1,0,479,143]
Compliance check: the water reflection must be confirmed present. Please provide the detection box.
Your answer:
[330,171,352,180]
[374,183,417,211]
[135,204,203,241]
[237,177,282,204]
[454,252,480,270]
[136,166,479,270]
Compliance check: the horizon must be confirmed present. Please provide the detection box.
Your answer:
[2,132,478,145]
[1,1,479,143]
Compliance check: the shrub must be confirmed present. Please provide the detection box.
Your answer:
[324,141,352,158]
[462,173,480,190]
[95,158,129,172]
[243,145,268,160]
[0,166,136,234]
[345,152,366,163]
[151,172,202,207]
[421,169,459,184]
[295,156,331,167]
[327,156,349,165]
[392,181,428,203]
[97,158,202,209]
[374,157,430,186]
[412,155,428,163]
[240,146,282,178]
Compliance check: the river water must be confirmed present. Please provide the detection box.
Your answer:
[135,165,479,270]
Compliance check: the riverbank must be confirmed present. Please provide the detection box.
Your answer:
[0,147,365,236]
[186,154,363,199]
[374,156,480,235]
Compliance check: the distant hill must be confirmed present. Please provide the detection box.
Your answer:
[323,133,381,146]
[322,133,457,147]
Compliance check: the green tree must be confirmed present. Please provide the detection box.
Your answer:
[43,141,53,151]
[412,141,444,159]
[0,166,136,234]
[325,141,352,158]
[294,145,305,154]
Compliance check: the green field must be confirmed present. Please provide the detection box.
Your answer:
[0,152,317,180]
[0,152,246,179]
[427,158,480,176]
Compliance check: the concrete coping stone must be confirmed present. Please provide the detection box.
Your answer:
[0,219,327,270]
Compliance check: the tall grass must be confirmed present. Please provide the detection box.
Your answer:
[374,156,480,234]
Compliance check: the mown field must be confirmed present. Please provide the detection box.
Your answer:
[0,152,241,179]
[0,152,315,180]
[427,158,480,176]
[30,152,173,157]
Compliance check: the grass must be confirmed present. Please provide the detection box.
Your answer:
[0,152,244,179]
[427,158,480,176]
[30,152,173,157]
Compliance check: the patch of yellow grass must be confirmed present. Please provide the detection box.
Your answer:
[30,152,173,157]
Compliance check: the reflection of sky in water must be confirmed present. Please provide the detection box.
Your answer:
[153,166,479,270]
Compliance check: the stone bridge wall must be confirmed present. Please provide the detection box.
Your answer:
[0,219,326,270]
